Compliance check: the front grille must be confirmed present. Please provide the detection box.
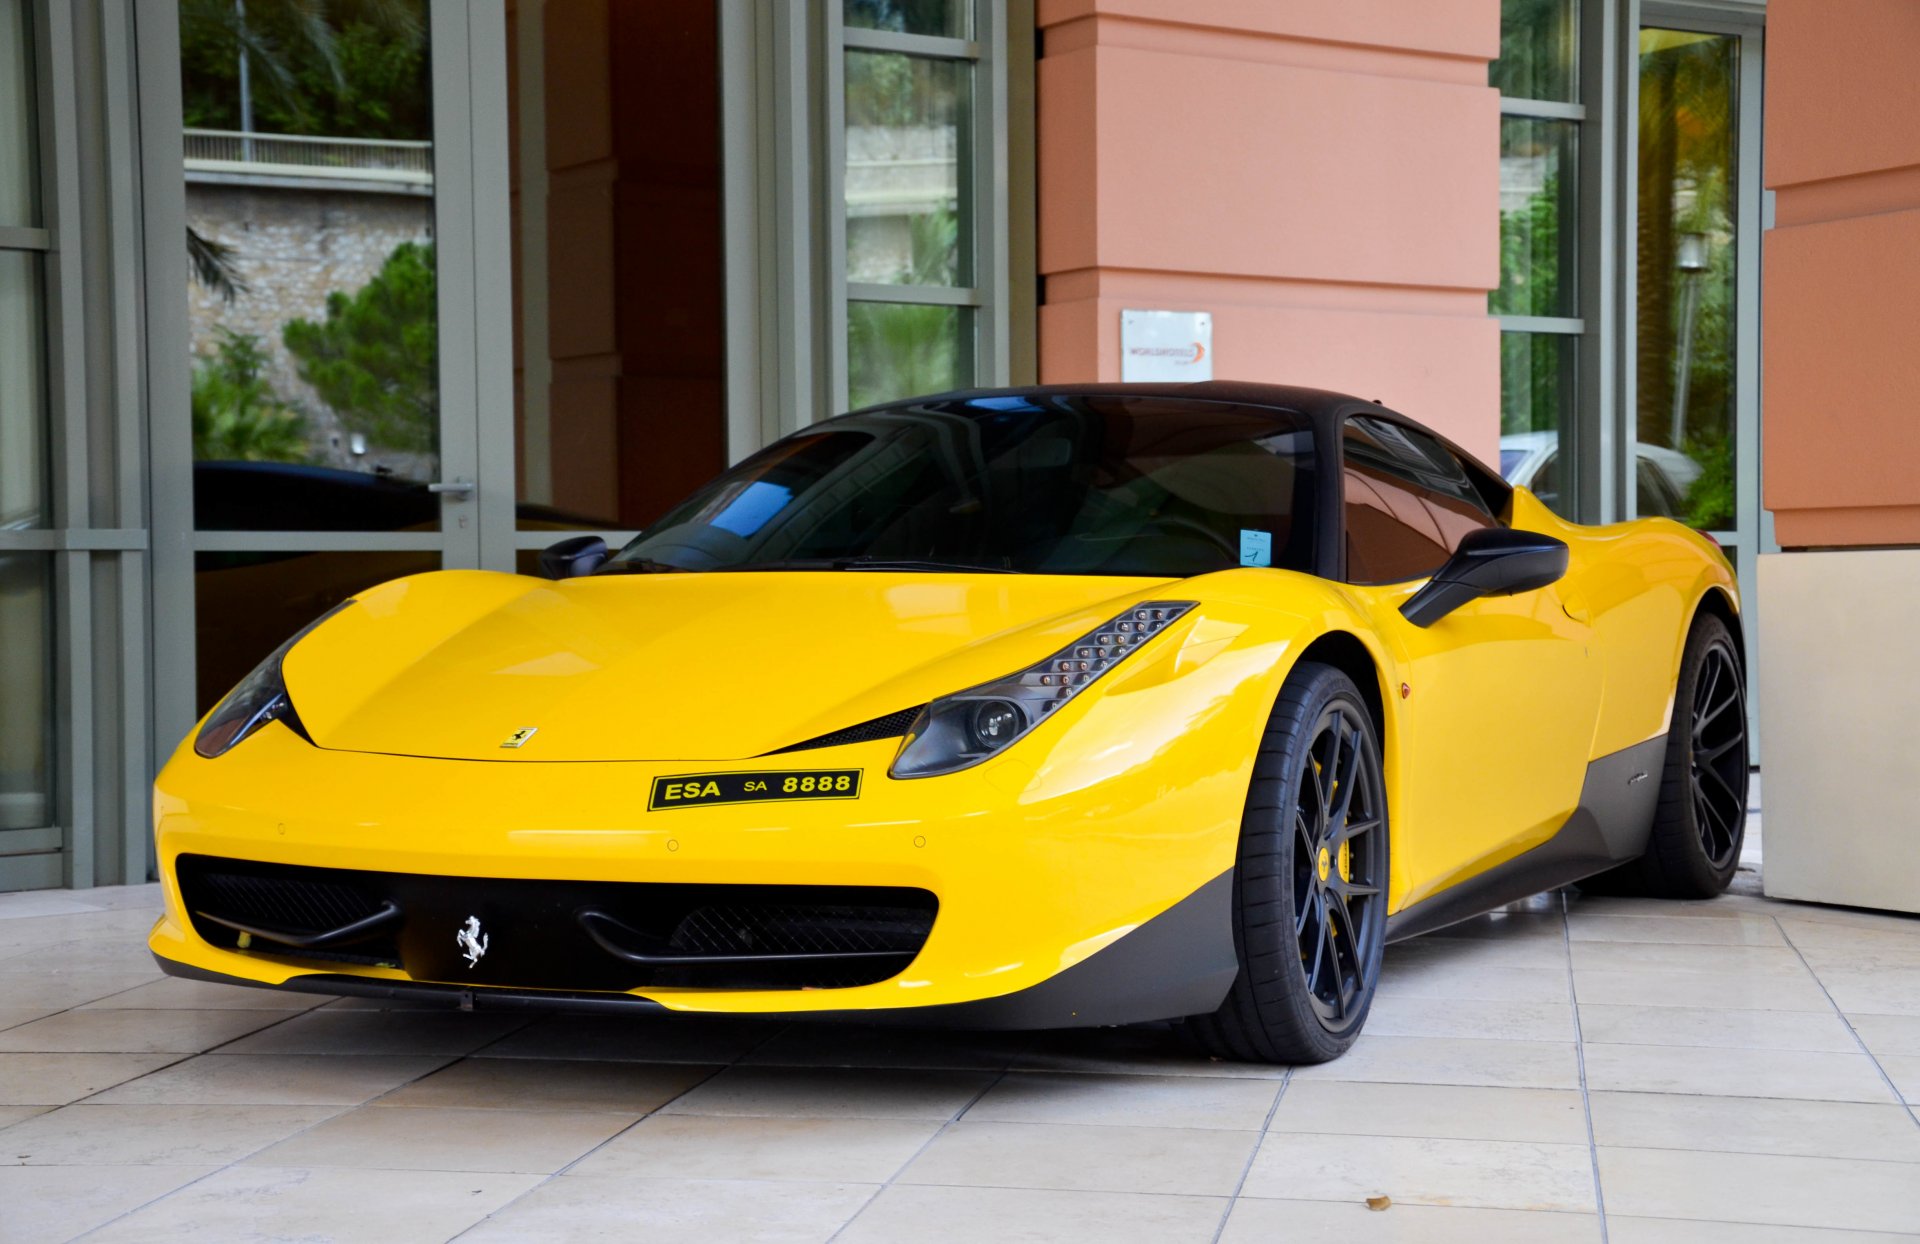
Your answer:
[769,707,922,754]
[175,854,936,991]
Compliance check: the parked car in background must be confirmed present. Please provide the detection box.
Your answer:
[1500,431,1704,521]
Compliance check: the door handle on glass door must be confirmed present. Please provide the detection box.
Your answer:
[428,479,475,499]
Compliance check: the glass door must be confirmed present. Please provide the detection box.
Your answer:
[1634,14,1767,688]
[144,0,504,745]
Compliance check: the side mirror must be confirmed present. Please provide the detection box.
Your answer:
[1400,526,1569,628]
[537,535,608,580]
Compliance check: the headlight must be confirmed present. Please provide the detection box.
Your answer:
[890,601,1196,778]
[193,601,353,758]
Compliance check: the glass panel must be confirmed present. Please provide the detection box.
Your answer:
[848,301,972,409]
[194,549,439,714]
[1343,416,1501,586]
[845,51,971,287]
[0,0,38,227]
[0,553,51,830]
[845,0,970,40]
[1492,0,1577,103]
[181,0,441,527]
[1499,332,1576,517]
[0,251,47,528]
[1494,117,1577,318]
[1637,29,1738,530]
[506,1,727,531]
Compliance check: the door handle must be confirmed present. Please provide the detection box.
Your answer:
[427,479,474,499]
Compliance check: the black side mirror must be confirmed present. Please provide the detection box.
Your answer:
[1400,526,1569,628]
[537,535,608,580]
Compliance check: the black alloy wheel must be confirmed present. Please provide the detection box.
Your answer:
[1689,640,1748,871]
[1184,661,1390,1064]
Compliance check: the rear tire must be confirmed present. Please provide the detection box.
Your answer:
[1586,613,1749,899]
[1182,662,1389,1064]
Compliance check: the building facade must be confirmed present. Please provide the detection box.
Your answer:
[7,0,1875,902]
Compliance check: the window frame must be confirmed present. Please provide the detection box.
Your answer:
[1335,408,1511,587]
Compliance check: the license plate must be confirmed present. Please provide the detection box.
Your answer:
[648,768,862,811]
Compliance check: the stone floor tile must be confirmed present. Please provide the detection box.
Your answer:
[1412,909,1567,940]
[1386,933,1571,969]
[0,1051,178,1106]
[479,1012,777,1063]
[91,1052,451,1106]
[573,1113,940,1183]
[899,1120,1258,1196]
[0,1104,48,1129]
[1242,1132,1596,1213]
[742,1022,1030,1071]
[1010,1026,1287,1079]
[1567,912,1787,945]
[1570,941,1810,976]
[78,976,331,1011]
[0,893,107,919]
[664,1065,995,1121]
[0,1007,52,1031]
[1376,961,1572,1004]
[1288,1035,1581,1090]
[1565,895,1767,922]
[1582,1042,1897,1103]
[0,1006,288,1053]
[1597,1145,1920,1234]
[0,1162,217,1244]
[0,936,172,976]
[1879,1053,1920,1104]
[1814,966,1920,1017]
[1268,1080,1588,1145]
[1588,1089,1920,1163]
[1363,995,1577,1042]
[245,1102,635,1173]
[378,1054,715,1113]
[1577,1003,1859,1051]
[462,1174,876,1243]
[218,1007,530,1057]
[1220,1197,1601,1243]
[80,1164,541,1244]
[1572,967,1836,1011]
[963,1071,1279,1130]
[0,972,164,1011]
[0,1101,340,1166]
[1608,1216,1920,1243]
[838,1183,1224,1244]
[1849,1012,1920,1058]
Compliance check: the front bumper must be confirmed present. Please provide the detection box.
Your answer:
[151,717,1246,1027]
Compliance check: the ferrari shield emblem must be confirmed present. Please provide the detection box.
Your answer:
[457,916,489,968]
[500,726,538,749]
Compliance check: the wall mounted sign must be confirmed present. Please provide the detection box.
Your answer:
[1121,309,1213,382]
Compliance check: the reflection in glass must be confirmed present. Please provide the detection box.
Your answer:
[0,252,47,528]
[1498,332,1575,517]
[848,302,971,409]
[0,554,51,830]
[194,549,439,714]
[845,52,970,287]
[845,0,969,38]
[1637,29,1737,530]
[0,0,38,227]
[1491,0,1577,103]
[1493,117,1577,318]
[180,0,441,522]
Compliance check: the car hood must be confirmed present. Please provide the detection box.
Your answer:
[281,569,1178,762]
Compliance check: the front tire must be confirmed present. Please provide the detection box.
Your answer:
[1183,662,1389,1064]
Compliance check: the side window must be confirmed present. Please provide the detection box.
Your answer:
[1342,415,1499,584]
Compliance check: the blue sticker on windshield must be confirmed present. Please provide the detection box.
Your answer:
[1240,529,1273,568]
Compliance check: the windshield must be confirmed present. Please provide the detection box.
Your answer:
[607,395,1318,578]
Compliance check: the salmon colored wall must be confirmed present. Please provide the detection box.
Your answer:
[1036,0,1502,459]
[1764,0,1920,548]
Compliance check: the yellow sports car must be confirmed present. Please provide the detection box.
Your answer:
[150,383,1748,1063]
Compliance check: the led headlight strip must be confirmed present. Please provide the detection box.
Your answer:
[890,601,1197,779]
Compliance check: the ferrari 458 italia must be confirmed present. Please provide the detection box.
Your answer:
[151,383,1749,1063]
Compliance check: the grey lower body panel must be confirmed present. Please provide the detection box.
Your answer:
[1385,732,1668,943]
[152,867,1239,1030]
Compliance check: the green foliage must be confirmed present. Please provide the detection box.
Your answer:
[1495,167,1563,319]
[282,241,437,453]
[1682,428,1735,531]
[180,0,429,139]
[848,209,965,407]
[192,328,309,463]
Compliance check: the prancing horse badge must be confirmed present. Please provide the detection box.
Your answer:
[501,726,538,749]
[457,916,489,968]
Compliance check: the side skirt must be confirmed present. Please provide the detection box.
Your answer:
[1385,733,1667,943]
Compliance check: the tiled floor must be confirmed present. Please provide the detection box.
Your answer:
[4,796,1920,1242]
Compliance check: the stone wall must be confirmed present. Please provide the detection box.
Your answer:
[186,182,434,473]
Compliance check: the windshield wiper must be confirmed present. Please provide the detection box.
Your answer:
[725,556,1016,574]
